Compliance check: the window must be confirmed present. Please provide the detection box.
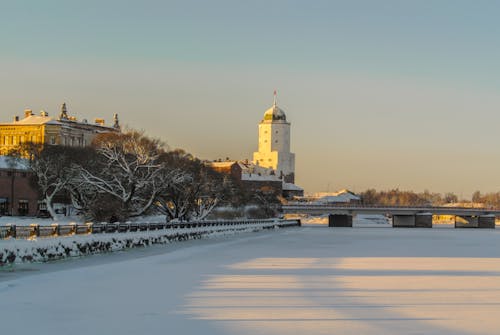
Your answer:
[38,201,47,211]
[50,136,56,145]
[0,198,8,215]
[18,200,29,216]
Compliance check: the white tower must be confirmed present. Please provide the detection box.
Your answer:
[253,91,295,183]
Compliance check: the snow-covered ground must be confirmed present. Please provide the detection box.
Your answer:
[0,220,296,264]
[2,223,500,334]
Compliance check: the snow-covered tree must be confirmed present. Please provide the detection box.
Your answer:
[22,145,83,219]
[73,130,188,220]
[155,150,229,221]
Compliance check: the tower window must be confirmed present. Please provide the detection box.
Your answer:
[275,140,278,143]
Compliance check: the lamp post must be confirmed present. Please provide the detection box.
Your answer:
[10,168,15,216]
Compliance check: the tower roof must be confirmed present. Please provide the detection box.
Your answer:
[263,91,287,122]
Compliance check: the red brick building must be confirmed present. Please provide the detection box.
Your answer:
[0,156,39,216]
[209,160,304,197]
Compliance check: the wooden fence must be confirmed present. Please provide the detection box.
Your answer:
[0,219,301,240]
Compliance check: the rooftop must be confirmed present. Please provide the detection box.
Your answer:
[0,156,29,170]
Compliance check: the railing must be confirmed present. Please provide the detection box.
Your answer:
[285,203,495,210]
[0,219,301,240]
[283,204,500,215]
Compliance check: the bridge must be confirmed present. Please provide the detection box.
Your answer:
[282,204,500,228]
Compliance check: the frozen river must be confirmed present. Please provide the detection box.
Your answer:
[2,225,500,334]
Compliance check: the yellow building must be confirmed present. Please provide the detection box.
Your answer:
[0,103,120,154]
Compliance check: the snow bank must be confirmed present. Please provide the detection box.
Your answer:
[0,220,299,265]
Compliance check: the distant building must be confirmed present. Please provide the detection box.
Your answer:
[211,92,303,198]
[210,160,284,196]
[0,103,122,216]
[295,189,361,204]
[0,103,120,155]
[282,182,305,199]
[253,92,295,184]
[209,159,304,198]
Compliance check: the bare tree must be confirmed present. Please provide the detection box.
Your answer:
[155,150,229,221]
[73,130,188,219]
[22,145,79,219]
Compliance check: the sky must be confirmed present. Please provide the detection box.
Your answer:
[1,0,500,197]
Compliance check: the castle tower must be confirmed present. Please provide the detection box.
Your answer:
[253,91,295,183]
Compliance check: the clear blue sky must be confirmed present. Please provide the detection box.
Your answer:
[2,0,500,197]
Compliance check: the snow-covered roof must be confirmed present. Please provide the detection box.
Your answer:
[238,161,277,176]
[1,114,117,130]
[313,189,360,200]
[0,115,60,126]
[0,156,29,170]
[210,161,237,168]
[209,160,282,182]
[283,183,303,191]
[310,189,361,204]
[241,173,282,182]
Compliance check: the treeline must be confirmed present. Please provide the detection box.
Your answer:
[471,191,500,209]
[12,130,270,222]
[360,189,458,207]
[360,189,500,208]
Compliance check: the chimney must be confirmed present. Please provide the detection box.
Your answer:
[94,118,105,126]
[40,110,48,117]
[24,109,33,118]
[14,115,19,122]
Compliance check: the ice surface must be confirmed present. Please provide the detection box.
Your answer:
[2,225,500,334]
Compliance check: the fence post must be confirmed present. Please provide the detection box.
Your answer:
[52,224,60,236]
[9,225,16,239]
[30,224,39,238]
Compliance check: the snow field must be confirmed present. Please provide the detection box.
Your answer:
[2,226,500,334]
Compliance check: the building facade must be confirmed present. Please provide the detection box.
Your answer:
[0,103,121,216]
[0,157,38,216]
[252,92,295,183]
[210,160,284,196]
[0,103,120,155]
